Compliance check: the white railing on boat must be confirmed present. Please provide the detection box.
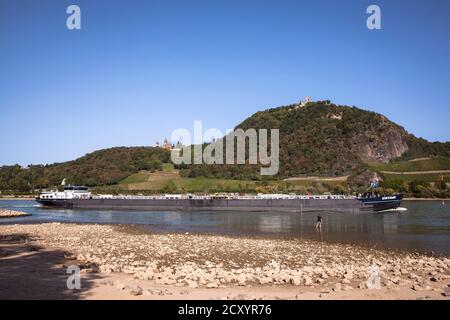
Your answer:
[38,189,356,201]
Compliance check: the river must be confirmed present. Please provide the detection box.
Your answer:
[1,200,449,255]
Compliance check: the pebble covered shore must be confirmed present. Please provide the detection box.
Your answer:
[0,209,31,218]
[0,222,449,297]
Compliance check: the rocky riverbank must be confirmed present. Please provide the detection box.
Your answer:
[0,222,449,299]
[0,209,31,218]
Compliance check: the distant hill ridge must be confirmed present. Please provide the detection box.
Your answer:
[0,100,449,192]
[179,100,450,179]
[0,147,170,192]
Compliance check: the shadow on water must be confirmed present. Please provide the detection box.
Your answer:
[0,233,100,300]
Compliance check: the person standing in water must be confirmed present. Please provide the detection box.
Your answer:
[316,214,323,230]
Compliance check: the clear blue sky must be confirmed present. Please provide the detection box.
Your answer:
[1,0,449,166]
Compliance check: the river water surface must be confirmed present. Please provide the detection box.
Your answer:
[1,200,449,255]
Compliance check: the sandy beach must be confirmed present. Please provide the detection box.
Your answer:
[0,221,449,300]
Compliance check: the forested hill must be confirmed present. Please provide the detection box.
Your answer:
[0,147,170,192]
[1,100,449,193]
[179,100,450,179]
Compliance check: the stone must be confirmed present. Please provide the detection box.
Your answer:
[343,273,353,280]
[259,277,272,285]
[358,282,368,289]
[156,277,176,285]
[184,279,198,289]
[81,266,99,274]
[164,290,173,296]
[115,282,126,290]
[143,290,154,296]
[341,279,351,284]
[268,260,280,271]
[408,273,419,280]
[129,287,143,296]
[303,276,313,286]
[99,264,114,273]
[237,274,247,286]
[206,281,219,288]
[290,276,301,286]
[153,289,164,296]
[442,287,450,297]
[343,285,353,291]
[392,268,401,276]
[333,283,342,292]
[100,280,114,286]
[327,270,337,277]
[412,284,423,291]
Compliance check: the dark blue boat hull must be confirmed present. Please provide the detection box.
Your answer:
[357,194,403,212]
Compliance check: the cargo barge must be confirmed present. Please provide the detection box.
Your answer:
[36,186,403,212]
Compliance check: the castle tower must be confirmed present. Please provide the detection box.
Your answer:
[163,138,172,150]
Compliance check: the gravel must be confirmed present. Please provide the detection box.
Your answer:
[0,222,448,291]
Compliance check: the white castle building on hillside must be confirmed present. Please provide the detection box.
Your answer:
[296,96,312,109]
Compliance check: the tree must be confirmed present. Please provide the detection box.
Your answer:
[435,176,447,190]
[161,181,177,194]
[408,180,429,194]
